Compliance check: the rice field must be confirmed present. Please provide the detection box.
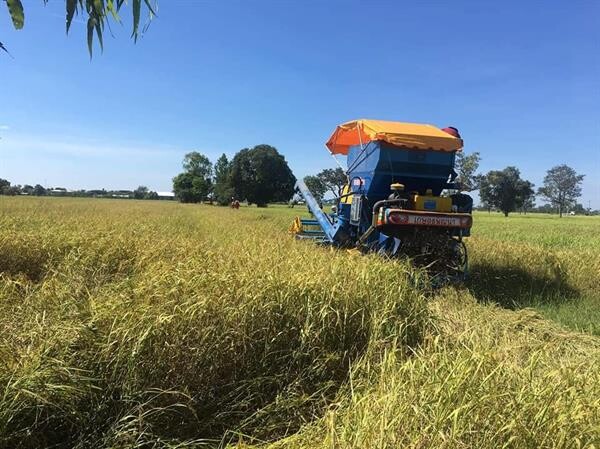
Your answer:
[0,196,599,448]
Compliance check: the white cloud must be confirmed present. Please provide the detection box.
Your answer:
[0,134,185,159]
[0,125,9,131]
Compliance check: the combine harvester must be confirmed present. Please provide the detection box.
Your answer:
[291,119,473,282]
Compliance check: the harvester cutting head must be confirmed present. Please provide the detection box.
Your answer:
[293,119,474,282]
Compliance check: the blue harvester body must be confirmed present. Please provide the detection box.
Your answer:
[292,120,473,279]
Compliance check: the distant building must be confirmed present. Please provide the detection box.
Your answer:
[49,187,68,196]
[156,191,176,200]
[111,190,134,199]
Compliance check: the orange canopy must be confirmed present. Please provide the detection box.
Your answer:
[325,119,463,155]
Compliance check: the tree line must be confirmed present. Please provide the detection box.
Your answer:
[0,180,165,200]
[2,149,590,216]
[172,144,296,207]
[302,152,590,217]
[0,142,299,207]
[452,153,586,217]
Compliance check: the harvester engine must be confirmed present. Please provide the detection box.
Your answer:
[291,119,473,283]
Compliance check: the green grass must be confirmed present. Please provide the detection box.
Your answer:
[472,211,600,250]
[466,212,600,335]
[0,197,598,448]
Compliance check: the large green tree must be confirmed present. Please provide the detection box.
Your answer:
[454,151,481,192]
[303,175,327,204]
[316,167,347,197]
[478,167,535,217]
[229,145,295,207]
[33,184,47,196]
[0,178,21,195]
[182,152,213,179]
[213,153,234,206]
[172,152,213,203]
[133,185,149,199]
[133,185,158,200]
[2,0,156,57]
[537,164,585,217]
[0,178,10,194]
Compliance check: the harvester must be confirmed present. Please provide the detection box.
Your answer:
[291,119,473,281]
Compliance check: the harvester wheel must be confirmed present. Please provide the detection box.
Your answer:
[425,237,468,286]
[449,239,468,279]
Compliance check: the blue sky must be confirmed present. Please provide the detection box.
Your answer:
[1,0,598,207]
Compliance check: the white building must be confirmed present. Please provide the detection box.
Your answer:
[156,191,176,200]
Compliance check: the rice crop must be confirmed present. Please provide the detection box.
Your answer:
[0,197,598,448]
